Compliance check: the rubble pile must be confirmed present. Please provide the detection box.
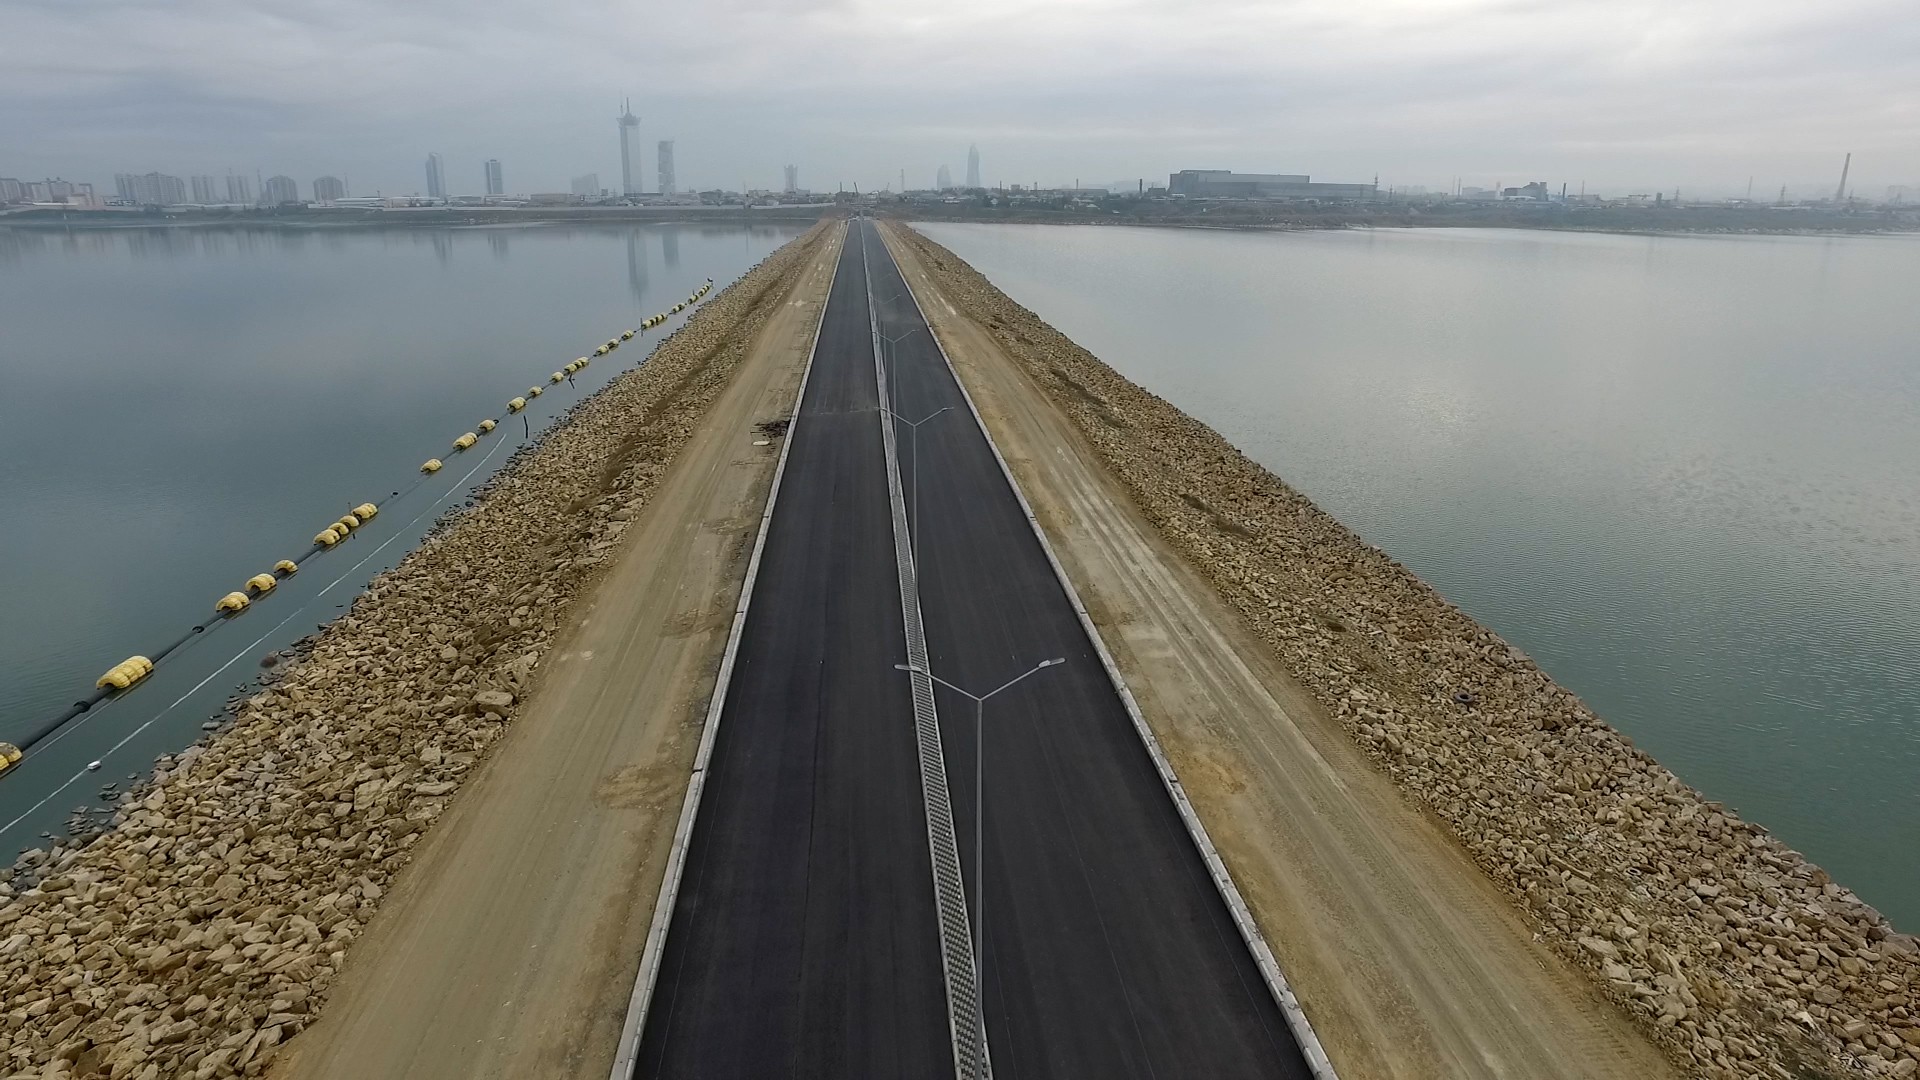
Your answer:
[0,221,831,1080]
[894,224,1920,1080]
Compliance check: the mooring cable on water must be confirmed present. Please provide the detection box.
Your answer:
[0,435,517,840]
[1,278,716,781]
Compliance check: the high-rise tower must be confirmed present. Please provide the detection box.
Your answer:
[425,152,446,199]
[966,144,981,189]
[484,159,503,196]
[783,164,799,194]
[657,140,676,195]
[618,99,641,196]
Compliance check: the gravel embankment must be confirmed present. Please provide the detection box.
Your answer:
[0,220,831,1080]
[892,223,1920,1080]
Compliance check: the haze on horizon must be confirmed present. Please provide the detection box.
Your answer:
[4,0,1917,199]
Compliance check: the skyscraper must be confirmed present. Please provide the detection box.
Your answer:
[937,165,953,191]
[657,140,676,195]
[190,176,217,204]
[425,152,446,199]
[618,100,641,195]
[313,176,345,202]
[484,159,503,196]
[264,175,299,204]
[783,164,799,194]
[966,144,981,189]
[225,174,251,204]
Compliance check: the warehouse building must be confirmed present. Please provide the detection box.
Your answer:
[1168,169,1376,200]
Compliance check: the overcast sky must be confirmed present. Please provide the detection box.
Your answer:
[5,0,1917,198]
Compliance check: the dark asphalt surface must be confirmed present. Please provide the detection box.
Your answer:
[634,219,1313,1078]
[634,227,953,1078]
[864,222,1312,1078]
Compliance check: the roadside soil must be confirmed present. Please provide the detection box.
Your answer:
[881,221,1682,1080]
[270,224,843,1080]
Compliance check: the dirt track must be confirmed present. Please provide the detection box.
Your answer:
[269,225,842,1080]
[881,222,1680,1080]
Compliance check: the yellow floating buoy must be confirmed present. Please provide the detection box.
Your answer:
[245,573,277,595]
[0,742,20,777]
[453,432,478,451]
[594,346,609,357]
[421,458,443,474]
[507,396,527,413]
[527,386,542,398]
[478,419,497,434]
[354,503,378,520]
[335,519,358,537]
[216,591,251,614]
[550,371,565,384]
[315,527,342,546]
[274,559,298,576]
[620,330,635,340]
[96,656,154,691]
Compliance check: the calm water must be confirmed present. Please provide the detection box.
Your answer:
[918,222,1920,929]
[0,221,809,852]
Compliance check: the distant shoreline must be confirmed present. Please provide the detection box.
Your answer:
[0,204,837,231]
[895,202,1920,237]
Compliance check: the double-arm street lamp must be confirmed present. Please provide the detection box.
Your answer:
[884,405,953,568]
[895,655,1065,1075]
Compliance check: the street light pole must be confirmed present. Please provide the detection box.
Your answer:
[878,324,923,391]
[895,656,1064,1077]
[883,405,953,568]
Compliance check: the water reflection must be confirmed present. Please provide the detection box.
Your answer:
[627,228,647,300]
[0,220,813,852]
[917,222,1920,929]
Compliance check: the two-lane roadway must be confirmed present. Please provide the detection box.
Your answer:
[629,218,1319,1078]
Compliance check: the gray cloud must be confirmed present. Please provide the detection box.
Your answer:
[2,0,1915,197]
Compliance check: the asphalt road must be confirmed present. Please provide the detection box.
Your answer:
[634,219,1313,1078]
[633,225,952,1077]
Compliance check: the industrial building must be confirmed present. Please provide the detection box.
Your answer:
[1167,169,1376,200]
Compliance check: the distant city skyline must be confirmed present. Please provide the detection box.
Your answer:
[8,1,1918,199]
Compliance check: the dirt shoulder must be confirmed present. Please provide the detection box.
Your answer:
[882,221,1920,1080]
[268,222,843,1080]
[0,221,837,1080]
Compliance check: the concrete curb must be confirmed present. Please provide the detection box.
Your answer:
[880,221,1341,1080]
[606,225,842,1080]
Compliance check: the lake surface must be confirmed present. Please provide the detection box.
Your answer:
[917,222,1920,929]
[0,221,809,853]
